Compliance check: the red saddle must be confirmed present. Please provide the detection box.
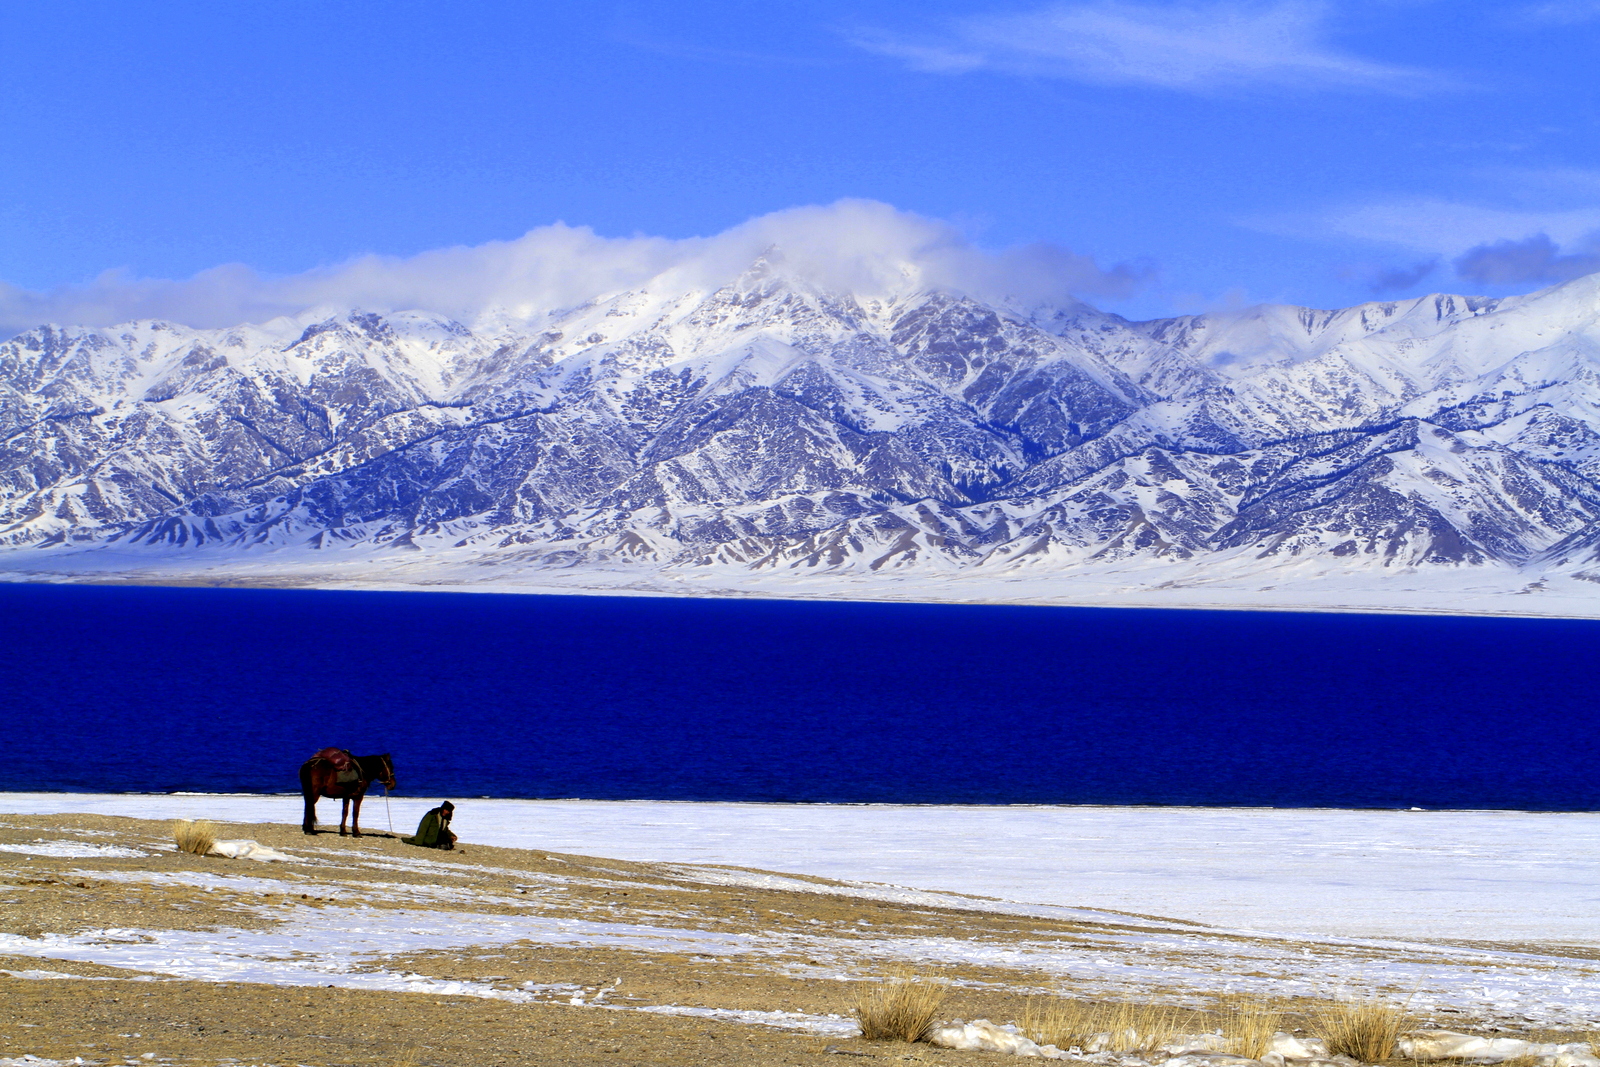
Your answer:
[310,747,356,774]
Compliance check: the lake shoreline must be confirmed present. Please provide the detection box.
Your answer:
[4,556,1600,622]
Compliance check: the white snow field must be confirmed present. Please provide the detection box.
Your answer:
[5,793,1597,945]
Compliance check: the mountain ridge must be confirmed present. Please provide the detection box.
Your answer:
[3,260,1600,611]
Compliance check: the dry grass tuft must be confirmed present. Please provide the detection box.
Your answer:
[1022,996,1101,1052]
[1220,993,1285,1059]
[1312,996,1414,1062]
[173,819,217,856]
[854,972,950,1043]
[1587,1034,1600,1058]
[1103,1000,1188,1053]
[1022,996,1192,1054]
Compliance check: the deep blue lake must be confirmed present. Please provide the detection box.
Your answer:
[1,582,1595,809]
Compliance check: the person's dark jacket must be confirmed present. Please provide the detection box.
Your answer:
[401,806,454,848]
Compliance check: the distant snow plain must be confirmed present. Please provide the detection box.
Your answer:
[5,793,1596,946]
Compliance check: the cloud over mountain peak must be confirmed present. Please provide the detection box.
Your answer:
[0,201,1150,339]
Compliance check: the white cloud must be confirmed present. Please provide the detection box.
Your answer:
[0,200,1153,336]
[851,1,1437,94]
[1317,198,1600,257]
[1246,167,1600,264]
[1248,176,1600,291]
[1477,166,1600,201]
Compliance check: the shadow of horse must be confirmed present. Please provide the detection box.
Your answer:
[299,748,396,836]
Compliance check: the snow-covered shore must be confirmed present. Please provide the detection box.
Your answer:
[5,793,1596,946]
[6,552,1600,620]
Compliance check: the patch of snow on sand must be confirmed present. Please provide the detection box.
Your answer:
[0,841,148,859]
[635,1004,856,1035]
[328,849,685,894]
[208,840,294,862]
[83,867,567,910]
[79,870,313,895]
[661,865,1162,927]
[0,905,762,988]
[931,1019,1068,1058]
[0,905,856,1035]
[1,896,1599,1027]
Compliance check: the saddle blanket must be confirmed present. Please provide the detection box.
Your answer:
[311,747,362,784]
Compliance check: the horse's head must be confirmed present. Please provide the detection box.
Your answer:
[377,753,397,791]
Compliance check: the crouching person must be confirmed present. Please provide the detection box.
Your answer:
[401,800,458,850]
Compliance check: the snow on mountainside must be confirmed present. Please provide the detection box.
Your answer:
[3,257,1600,612]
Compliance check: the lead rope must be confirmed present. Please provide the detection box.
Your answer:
[384,783,394,835]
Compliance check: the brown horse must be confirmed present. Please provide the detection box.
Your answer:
[299,749,397,836]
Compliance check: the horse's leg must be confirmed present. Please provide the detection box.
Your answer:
[351,792,363,837]
[339,796,350,836]
[300,766,318,835]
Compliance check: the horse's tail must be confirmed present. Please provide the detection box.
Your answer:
[298,760,316,796]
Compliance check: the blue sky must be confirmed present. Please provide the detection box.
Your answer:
[2,0,1598,329]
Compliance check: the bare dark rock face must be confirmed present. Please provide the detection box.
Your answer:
[2,264,1599,578]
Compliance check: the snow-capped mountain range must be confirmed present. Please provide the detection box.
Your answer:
[4,253,1600,613]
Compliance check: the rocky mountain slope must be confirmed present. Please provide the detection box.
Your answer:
[3,255,1600,592]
